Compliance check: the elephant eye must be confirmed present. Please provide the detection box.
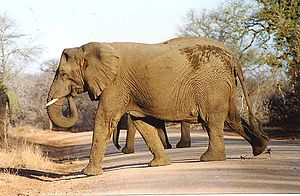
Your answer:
[61,72,68,79]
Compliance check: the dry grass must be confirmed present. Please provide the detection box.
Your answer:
[0,137,54,172]
[0,136,57,190]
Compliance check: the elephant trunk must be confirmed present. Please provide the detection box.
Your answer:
[47,96,78,128]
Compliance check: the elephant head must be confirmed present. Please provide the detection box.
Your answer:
[46,42,120,128]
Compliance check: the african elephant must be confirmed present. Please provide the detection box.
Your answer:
[46,37,269,176]
[113,113,191,154]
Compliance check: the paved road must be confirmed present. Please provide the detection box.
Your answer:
[24,127,299,194]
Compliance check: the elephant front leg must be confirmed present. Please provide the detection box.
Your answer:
[82,122,110,175]
[200,118,226,162]
[133,119,171,167]
[82,120,112,176]
[82,107,124,175]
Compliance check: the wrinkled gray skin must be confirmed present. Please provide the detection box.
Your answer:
[113,113,191,154]
[47,37,269,176]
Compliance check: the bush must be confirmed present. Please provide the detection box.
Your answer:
[268,91,300,127]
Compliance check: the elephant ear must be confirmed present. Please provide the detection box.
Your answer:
[81,42,120,100]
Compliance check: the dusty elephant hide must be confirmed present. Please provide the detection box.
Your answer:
[46,36,269,175]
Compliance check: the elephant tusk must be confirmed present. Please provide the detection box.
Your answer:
[46,98,59,107]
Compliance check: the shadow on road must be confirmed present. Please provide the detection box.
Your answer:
[0,167,84,182]
[0,161,149,182]
[104,162,149,172]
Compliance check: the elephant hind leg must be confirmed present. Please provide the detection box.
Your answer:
[200,114,226,162]
[155,120,172,149]
[176,122,191,148]
[122,115,136,154]
[133,118,171,167]
[225,100,269,156]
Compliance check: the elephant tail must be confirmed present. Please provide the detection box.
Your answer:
[113,126,122,150]
[235,64,262,131]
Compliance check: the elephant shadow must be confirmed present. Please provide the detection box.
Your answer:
[103,162,149,172]
[0,167,85,182]
[0,161,150,182]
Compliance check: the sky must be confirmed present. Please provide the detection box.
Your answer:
[1,0,225,72]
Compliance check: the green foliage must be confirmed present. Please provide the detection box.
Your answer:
[256,0,300,88]
[253,0,300,126]
[178,0,300,126]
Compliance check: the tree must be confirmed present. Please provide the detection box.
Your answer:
[177,0,276,123]
[0,13,43,130]
[10,73,51,128]
[40,58,59,74]
[253,0,300,125]
[177,0,300,126]
[254,0,300,91]
[0,13,42,86]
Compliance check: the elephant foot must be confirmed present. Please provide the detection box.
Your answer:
[149,156,171,167]
[82,164,103,176]
[252,135,270,156]
[200,149,226,162]
[176,140,191,148]
[122,146,135,154]
[164,143,172,149]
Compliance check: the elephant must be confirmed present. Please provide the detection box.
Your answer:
[46,36,269,176]
[113,113,191,154]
